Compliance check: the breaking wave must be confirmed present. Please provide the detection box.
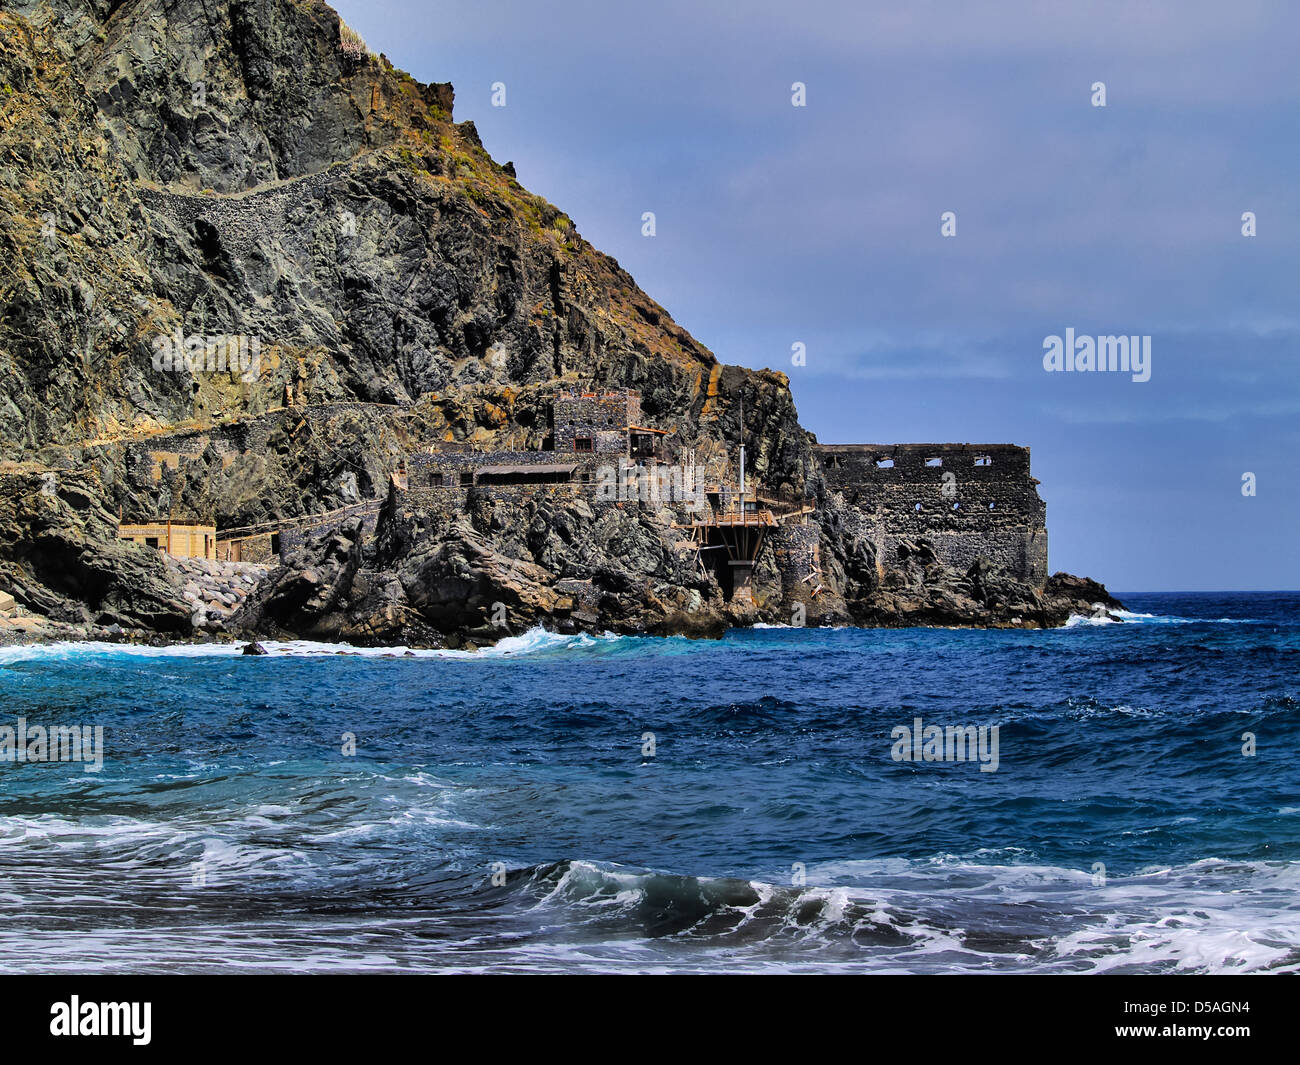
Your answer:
[0,627,627,666]
[481,856,1300,973]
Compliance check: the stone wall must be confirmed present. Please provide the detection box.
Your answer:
[407,448,606,487]
[395,480,701,513]
[215,532,277,563]
[141,175,344,267]
[815,443,1048,584]
[767,522,823,613]
[553,389,640,452]
[121,413,279,483]
[117,403,408,485]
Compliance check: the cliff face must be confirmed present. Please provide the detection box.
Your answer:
[0,0,746,441]
[0,0,1118,644]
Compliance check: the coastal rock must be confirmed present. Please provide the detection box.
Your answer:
[228,520,362,638]
[223,486,731,646]
[0,468,190,633]
[1041,572,1126,623]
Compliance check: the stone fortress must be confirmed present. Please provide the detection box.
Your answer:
[815,442,1048,585]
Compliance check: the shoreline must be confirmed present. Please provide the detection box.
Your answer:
[0,610,1130,655]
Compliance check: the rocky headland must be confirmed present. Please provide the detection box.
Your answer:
[0,0,1122,649]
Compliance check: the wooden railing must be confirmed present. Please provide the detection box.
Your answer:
[216,498,384,540]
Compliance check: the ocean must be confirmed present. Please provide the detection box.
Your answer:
[0,592,1296,974]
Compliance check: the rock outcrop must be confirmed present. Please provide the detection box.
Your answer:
[0,464,191,636]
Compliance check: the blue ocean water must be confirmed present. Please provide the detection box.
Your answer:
[0,592,1296,973]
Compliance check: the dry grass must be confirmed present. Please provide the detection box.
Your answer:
[339,21,368,60]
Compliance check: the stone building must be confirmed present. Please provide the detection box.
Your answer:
[118,521,217,560]
[407,387,668,490]
[552,388,644,453]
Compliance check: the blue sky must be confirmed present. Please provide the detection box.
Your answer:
[333,0,1299,591]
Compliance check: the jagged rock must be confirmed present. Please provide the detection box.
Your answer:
[228,519,362,638]
[1042,572,1125,623]
[220,487,731,646]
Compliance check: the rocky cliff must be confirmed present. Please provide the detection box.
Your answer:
[0,0,1120,646]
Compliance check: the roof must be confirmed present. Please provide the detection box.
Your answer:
[119,522,215,534]
[628,425,669,435]
[476,464,577,477]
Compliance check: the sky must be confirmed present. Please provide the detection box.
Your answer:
[332,0,1299,591]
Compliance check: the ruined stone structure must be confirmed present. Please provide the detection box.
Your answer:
[140,175,358,269]
[407,447,596,488]
[552,388,646,454]
[111,402,407,488]
[406,388,673,490]
[215,529,280,563]
[109,376,1053,625]
[815,443,1048,584]
[123,411,280,485]
[116,388,696,570]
